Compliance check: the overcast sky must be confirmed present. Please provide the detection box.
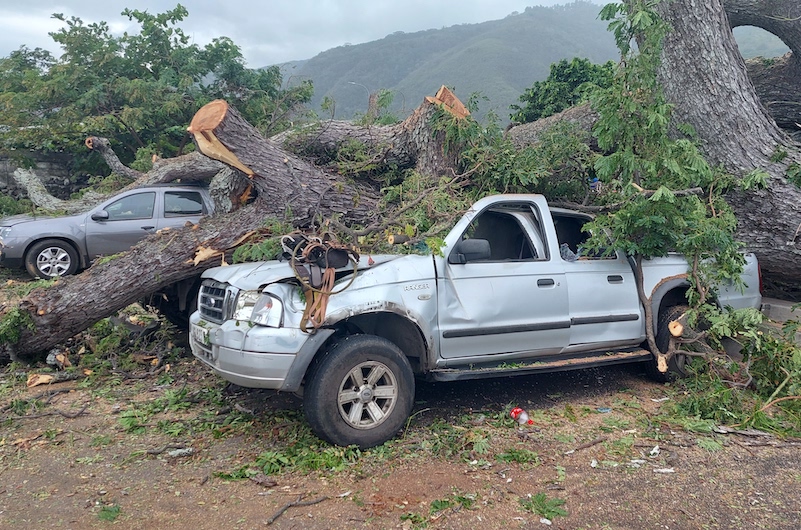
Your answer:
[0,1,604,67]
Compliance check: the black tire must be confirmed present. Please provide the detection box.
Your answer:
[25,239,79,279]
[646,305,690,383]
[303,335,415,449]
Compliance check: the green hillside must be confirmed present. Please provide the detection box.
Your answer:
[286,1,617,122]
[278,1,791,123]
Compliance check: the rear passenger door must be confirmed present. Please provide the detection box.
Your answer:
[550,211,645,349]
[155,190,207,230]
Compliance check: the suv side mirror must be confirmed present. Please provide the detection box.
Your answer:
[448,238,491,264]
[91,210,110,221]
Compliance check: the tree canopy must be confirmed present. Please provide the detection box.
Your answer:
[510,57,614,123]
[0,4,311,173]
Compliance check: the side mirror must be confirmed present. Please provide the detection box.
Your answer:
[448,238,491,264]
[91,210,110,221]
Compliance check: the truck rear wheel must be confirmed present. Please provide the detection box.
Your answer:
[646,305,691,383]
[303,334,415,449]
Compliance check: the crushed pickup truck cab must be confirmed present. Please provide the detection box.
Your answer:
[189,194,762,448]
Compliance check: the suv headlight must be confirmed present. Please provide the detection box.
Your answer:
[249,293,283,327]
[232,290,261,321]
[0,226,10,239]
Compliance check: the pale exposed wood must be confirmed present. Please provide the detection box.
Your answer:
[388,234,410,245]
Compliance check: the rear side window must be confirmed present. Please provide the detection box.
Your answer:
[164,191,204,217]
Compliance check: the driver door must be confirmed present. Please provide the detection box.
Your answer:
[437,204,570,361]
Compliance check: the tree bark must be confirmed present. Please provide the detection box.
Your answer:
[653,0,801,286]
[0,91,465,362]
[503,1,801,285]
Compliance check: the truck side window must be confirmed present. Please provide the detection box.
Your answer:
[552,213,611,260]
[463,209,537,261]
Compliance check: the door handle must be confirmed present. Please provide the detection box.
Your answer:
[607,275,624,283]
[537,278,555,287]
[141,226,155,231]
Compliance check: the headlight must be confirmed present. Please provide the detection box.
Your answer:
[232,290,261,321]
[0,226,10,239]
[249,293,283,327]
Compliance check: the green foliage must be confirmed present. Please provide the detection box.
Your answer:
[786,162,801,188]
[495,448,541,467]
[0,5,311,172]
[97,504,122,521]
[511,57,615,123]
[0,193,33,216]
[519,492,568,519]
[0,307,36,344]
[584,1,744,305]
[231,217,296,263]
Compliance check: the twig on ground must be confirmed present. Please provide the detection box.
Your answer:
[267,494,329,525]
[565,436,607,454]
[11,403,90,420]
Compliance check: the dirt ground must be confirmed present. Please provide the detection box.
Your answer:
[1,268,800,529]
[2,356,800,530]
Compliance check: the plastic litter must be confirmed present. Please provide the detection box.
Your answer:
[510,407,534,425]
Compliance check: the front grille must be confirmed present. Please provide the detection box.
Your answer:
[199,280,233,324]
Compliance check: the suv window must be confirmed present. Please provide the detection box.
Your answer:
[105,192,155,220]
[164,191,204,217]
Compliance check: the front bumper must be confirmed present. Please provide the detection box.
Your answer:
[0,241,24,269]
[189,311,333,391]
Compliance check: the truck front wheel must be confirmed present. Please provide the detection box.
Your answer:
[303,335,415,449]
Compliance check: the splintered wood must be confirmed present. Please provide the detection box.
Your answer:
[188,99,256,177]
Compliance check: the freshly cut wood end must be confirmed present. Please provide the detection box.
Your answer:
[668,320,684,337]
[187,99,229,134]
[657,354,668,373]
[425,85,470,118]
[388,234,410,245]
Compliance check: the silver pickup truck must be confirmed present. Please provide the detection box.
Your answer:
[189,194,762,448]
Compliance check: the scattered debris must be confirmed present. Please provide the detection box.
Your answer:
[167,448,194,458]
[266,494,328,525]
[249,474,278,488]
[649,445,661,457]
[26,373,54,388]
[713,426,772,437]
[146,444,191,456]
[653,468,675,474]
[596,407,612,413]
[565,436,607,455]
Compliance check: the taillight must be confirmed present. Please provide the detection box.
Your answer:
[758,263,764,295]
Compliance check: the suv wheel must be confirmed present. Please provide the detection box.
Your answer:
[25,239,79,279]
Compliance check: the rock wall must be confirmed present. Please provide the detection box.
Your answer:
[0,152,85,200]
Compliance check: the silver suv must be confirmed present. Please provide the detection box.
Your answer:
[0,184,213,278]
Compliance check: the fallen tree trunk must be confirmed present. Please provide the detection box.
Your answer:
[0,89,466,362]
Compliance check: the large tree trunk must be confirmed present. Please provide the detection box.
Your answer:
[505,1,801,287]
[0,90,465,362]
[654,0,801,287]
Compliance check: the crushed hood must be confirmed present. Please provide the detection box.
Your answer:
[201,254,402,291]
